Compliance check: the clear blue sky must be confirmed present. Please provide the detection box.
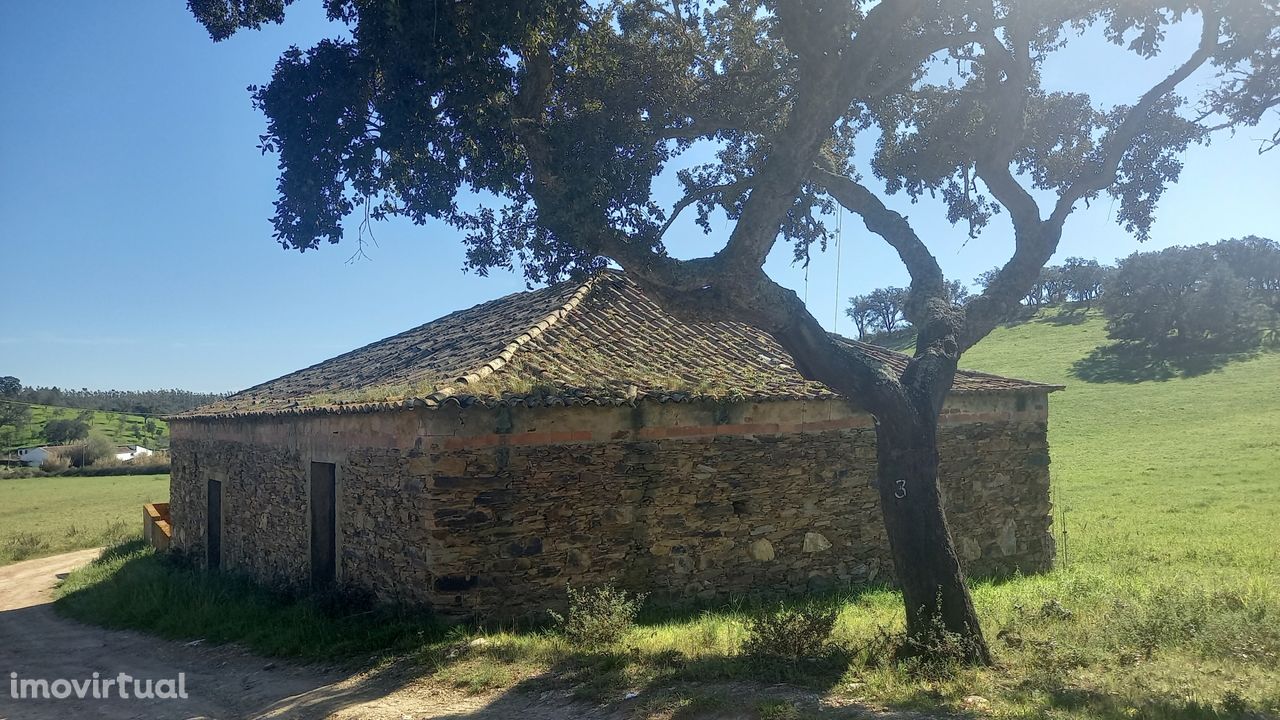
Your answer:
[1,2,1275,392]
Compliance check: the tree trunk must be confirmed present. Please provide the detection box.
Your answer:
[873,402,992,665]
[764,301,991,666]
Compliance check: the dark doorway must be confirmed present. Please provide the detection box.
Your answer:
[206,479,222,570]
[310,462,337,586]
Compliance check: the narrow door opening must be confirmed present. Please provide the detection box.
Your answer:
[206,479,222,570]
[310,461,337,586]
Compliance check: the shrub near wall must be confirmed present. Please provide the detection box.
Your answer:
[0,462,171,480]
[60,462,171,477]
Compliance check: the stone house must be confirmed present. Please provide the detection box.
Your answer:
[169,271,1060,620]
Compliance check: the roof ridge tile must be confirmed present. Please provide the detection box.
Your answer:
[174,270,1062,420]
[421,274,600,407]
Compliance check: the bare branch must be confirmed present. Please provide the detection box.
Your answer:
[810,164,944,325]
[716,0,937,272]
[1049,6,1220,226]
[963,6,1221,352]
[657,179,751,240]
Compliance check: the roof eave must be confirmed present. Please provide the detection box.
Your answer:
[167,382,1063,422]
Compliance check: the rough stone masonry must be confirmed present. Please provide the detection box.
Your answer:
[169,391,1054,621]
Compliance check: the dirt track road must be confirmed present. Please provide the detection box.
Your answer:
[0,548,342,719]
[0,550,648,720]
[0,550,939,720]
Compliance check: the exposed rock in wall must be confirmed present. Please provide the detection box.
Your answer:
[170,405,1053,622]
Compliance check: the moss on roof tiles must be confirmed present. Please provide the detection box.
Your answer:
[176,271,1061,420]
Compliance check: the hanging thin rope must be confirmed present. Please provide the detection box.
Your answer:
[803,255,810,304]
[832,208,843,332]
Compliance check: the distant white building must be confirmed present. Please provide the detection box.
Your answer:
[116,445,153,462]
[16,446,56,466]
[17,444,154,466]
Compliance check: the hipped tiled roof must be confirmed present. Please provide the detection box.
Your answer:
[176,271,1060,420]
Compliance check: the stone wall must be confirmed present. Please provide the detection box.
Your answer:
[169,391,1054,620]
[169,439,309,586]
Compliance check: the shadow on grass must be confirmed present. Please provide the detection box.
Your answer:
[1070,341,1260,383]
[489,648,858,718]
[1027,685,1260,720]
[54,540,449,664]
[50,542,1275,719]
[1035,305,1093,326]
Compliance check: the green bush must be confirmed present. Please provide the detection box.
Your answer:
[66,431,116,468]
[741,604,838,661]
[548,583,646,647]
[58,462,170,477]
[0,466,47,479]
[895,619,984,681]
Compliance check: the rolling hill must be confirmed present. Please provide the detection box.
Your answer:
[960,307,1280,584]
[2,403,169,452]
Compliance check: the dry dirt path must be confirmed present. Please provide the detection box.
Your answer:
[0,550,673,719]
[0,550,946,720]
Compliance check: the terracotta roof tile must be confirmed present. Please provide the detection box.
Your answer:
[177,271,1061,419]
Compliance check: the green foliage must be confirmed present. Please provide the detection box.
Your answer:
[755,699,803,720]
[1060,257,1112,303]
[0,401,31,435]
[65,431,116,468]
[42,417,90,444]
[188,0,1279,287]
[845,287,909,338]
[3,532,48,562]
[1215,235,1280,311]
[58,461,172,478]
[848,281,975,339]
[548,583,647,647]
[2,402,169,452]
[13,385,222,416]
[741,603,839,662]
[975,258,1116,309]
[195,0,1280,669]
[894,607,986,681]
[1103,239,1279,351]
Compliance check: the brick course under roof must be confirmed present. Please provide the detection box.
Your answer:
[177,271,1061,419]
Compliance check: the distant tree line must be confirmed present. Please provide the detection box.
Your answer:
[975,256,1113,308]
[0,378,216,451]
[2,385,224,416]
[846,237,1280,350]
[846,282,971,339]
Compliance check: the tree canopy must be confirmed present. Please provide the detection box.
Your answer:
[43,418,90,445]
[1103,236,1280,349]
[191,0,1279,662]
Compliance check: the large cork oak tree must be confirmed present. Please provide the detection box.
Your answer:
[191,0,1277,663]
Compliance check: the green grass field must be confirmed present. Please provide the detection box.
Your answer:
[54,311,1280,718]
[2,403,169,451]
[0,474,170,565]
[963,309,1280,587]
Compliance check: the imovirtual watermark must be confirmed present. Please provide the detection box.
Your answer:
[8,672,188,700]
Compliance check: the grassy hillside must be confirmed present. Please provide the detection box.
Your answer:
[0,474,169,565]
[961,308,1280,586]
[2,403,169,451]
[55,309,1280,719]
